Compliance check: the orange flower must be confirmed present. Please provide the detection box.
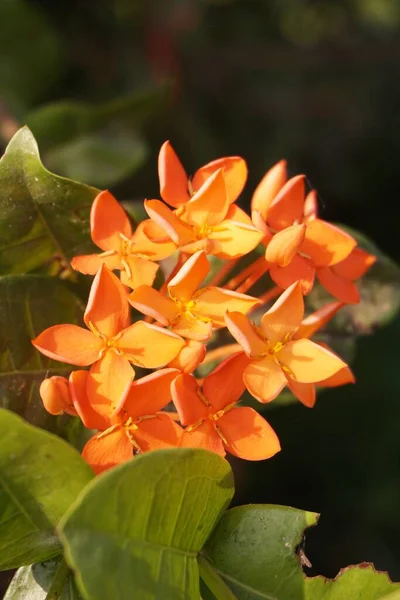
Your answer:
[32,265,184,412]
[171,352,280,460]
[317,247,377,304]
[285,302,355,407]
[129,250,260,341]
[168,339,206,373]
[225,281,347,403]
[39,376,77,416]
[145,169,264,258]
[71,190,175,289]
[70,369,182,474]
[159,140,248,206]
[251,163,356,294]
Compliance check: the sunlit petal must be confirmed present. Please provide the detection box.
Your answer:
[317,266,360,304]
[210,219,264,259]
[32,324,102,366]
[203,352,250,411]
[134,414,183,451]
[184,169,229,227]
[286,378,316,408]
[195,287,259,326]
[120,257,159,290]
[278,338,347,383]
[69,370,110,430]
[144,200,194,246]
[251,160,287,221]
[123,368,179,418]
[168,250,209,301]
[260,281,304,345]
[168,340,206,373]
[219,407,281,460]
[301,219,356,267]
[71,253,122,275]
[192,156,248,203]
[269,254,315,295]
[87,352,134,415]
[171,373,208,425]
[225,311,267,358]
[332,247,376,280]
[158,140,190,208]
[91,190,132,251]
[129,286,179,326]
[267,175,305,230]
[243,357,287,403]
[180,420,225,457]
[82,428,132,475]
[303,190,318,221]
[116,321,184,368]
[295,301,343,340]
[265,224,306,267]
[172,312,213,342]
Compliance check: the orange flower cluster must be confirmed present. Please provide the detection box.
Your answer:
[33,142,375,474]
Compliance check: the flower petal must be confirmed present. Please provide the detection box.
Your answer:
[134,414,183,452]
[144,200,194,246]
[243,357,287,403]
[303,190,318,220]
[195,287,259,326]
[332,247,376,280]
[129,286,179,326]
[317,267,360,304]
[168,250,209,301]
[269,254,315,294]
[278,338,347,383]
[301,219,356,267]
[180,420,225,456]
[210,219,264,259]
[225,311,267,358]
[70,252,122,275]
[123,368,179,418]
[168,340,206,373]
[39,376,76,416]
[286,378,316,408]
[172,313,213,342]
[120,257,159,290]
[158,140,190,208]
[69,370,110,430]
[265,223,306,267]
[260,281,304,345]
[294,301,343,340]
[203,352,250,411]
[192,156,248,203]
[267,175,305,230]
[319,366,355,388]
[218,406,281,460]
[171,373,208,425]
[87,352,134,415]
[251,160,287,221]
[82,428,132,475]
[32,325,102,366]
[184,169,229,227]
[91,190,132,251]
[133,219,177,259]
[116,321,184,368]
[84,265,130,338]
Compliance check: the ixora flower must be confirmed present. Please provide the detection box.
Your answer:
[158,140,248,206]
[225,281,347,403]
[71,190,175,289]
[32,265,184,412]
[69,369,182,474]
[251,161,357,294]
[129,250,259,341]
[172,352,280,460]
[145,168,264,258]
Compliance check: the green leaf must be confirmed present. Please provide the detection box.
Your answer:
[60,448,234,600]
[305,565,400,599]
[0,275,83,431]
[0,409,93,570]
[0,126,98,275]
[203,504,318,599]
[4,558,83,600]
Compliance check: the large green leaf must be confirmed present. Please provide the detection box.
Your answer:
[203,505,400,600]
[4,559,82,600]
[0,275,83,431]
[0,409,93,570]
[0,127,98,274]
[60,448,234,600]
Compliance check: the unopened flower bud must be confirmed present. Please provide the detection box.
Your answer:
[39,376,77,416]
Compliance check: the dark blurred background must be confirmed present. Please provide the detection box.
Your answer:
[1,0,400,588]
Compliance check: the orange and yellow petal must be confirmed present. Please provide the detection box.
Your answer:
[319,365,355,388]
[225,311,267,358]
[195,287,259,326]
[87,351,134,416]
[123,368,179,418]
[265,223,306,267]
[267,175,305,231]
[70,252,122,275]
[84,265,130,339]
[120,257,159,290]
[294,301,343,340]
[251,160,287,221]
[168,339,206,373]
[172,312,213,342]
[286,378,316,408]
[278,338,347,383]
[134,414,183,452]
[243,357,287,403]
[168,250,209,302]
[332,247,376,280]
[303,190,318,220]
[300,219,356,267]
[171,373,208,425]
[129,286,180,326]
[180,420,226,457]
[69,370,110,430]
[184,169,229,228]
[32,324,102,366]
[144,200,194,246]
[158,141,190,208]
[203,352,250,411]
[260,281,304,345]
[218,407,281,460]
[317,266,360,304]
[90,190,132,252]
[269,254,315,295]
[210,219,264,260]
[192,156,248,203]
[116,321,184,368]
[134,219,177,259]
[82,428,133,475]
